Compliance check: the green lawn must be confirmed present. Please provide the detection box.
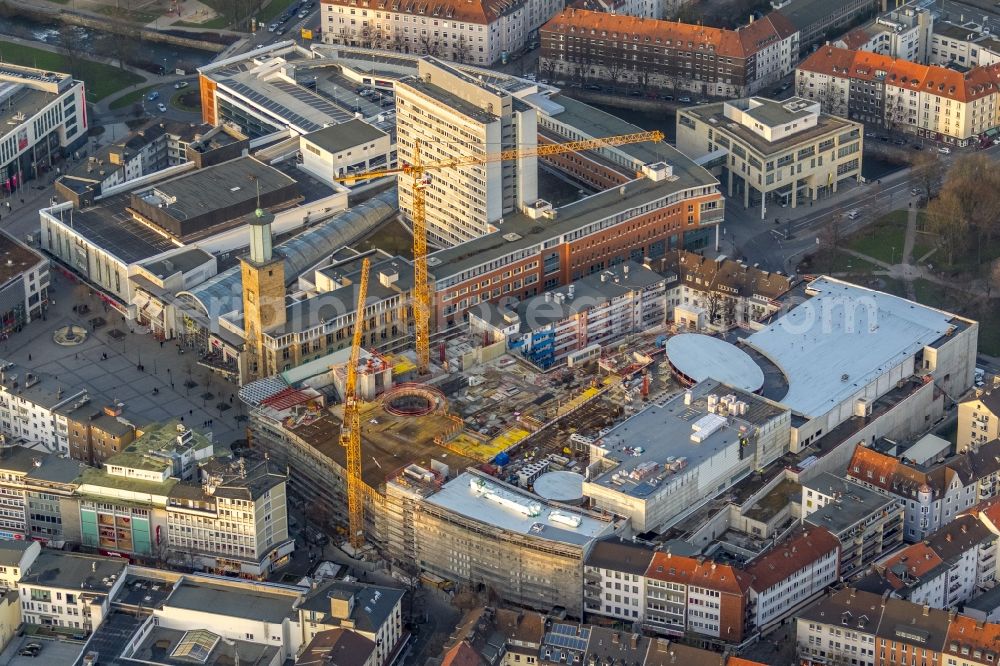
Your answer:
[109,85,159,110]
[800,248,880,276]
[847,210,908,265]
[170,90,201,112]
[96,5,159,23]
[0,41,144,101]
[911,230,938,264]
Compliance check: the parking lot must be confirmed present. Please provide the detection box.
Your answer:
[0,636,84,666]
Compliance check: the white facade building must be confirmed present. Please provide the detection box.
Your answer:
[0,64,87,191]
[19,551,126,634]
[299,119,393,187]
[583,537,655,623]
[395,57,538,247]
[321,0,563,65]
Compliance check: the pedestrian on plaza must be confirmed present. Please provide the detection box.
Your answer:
[27,354,31,361]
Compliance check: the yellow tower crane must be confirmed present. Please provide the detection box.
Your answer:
[340,257,371,550]
[337,130,665,377]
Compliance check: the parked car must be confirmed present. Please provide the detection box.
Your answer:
[910,187,921,196]
[157,103,167,113]
[846,209,861,220]
[938,146,952,154]
[147,91,159,101]
[174,81,189,89]
[268,23,278,31]
[18,643,41,657]
[910,144,923,150]
[678,96,692,103]
[298,10,308,17]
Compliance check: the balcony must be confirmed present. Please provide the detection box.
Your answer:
[700,209,724,226]
[584,570,601,583]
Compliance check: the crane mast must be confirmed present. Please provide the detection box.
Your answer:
[340,257,370,550]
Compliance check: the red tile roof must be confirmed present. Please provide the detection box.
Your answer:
[744,527,840,592]
[799,45,1000,103]
[541,9,795,59]
[646,552,751,595]
[945,615,1000,658]
[442,641,484,666]
[881,542,945,590]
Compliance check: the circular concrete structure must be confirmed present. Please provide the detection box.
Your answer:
[533,471,585,504]
[380,383,446,417]
[664,333,764,393]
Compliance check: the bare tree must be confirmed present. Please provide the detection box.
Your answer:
[819,213,844,250]
[706,291,722,325]
[57,21,85,78]
[453,35,471,64]
[910,151,941,201]
[926,190,968,266]
[605,58,626,92]
[988,258,1000,298]
[418,35,441,57]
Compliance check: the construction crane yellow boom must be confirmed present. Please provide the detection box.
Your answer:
[340,257,370,550]
[336,130,664,377]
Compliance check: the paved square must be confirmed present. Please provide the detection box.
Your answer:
[2,274,245,453]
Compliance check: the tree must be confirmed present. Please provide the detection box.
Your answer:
[819,213,844,250]
[944,154,1000,254]
[418,35,441,57]
[926,190,968,266]
[723,297,737,327]
[706,291,722,325]
[605,57,626,92]
[453,35,471,64]
[57,21,85,78]
[989,258,1000,298]
[910,151,941,201]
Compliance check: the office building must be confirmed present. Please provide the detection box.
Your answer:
[321,0,563,65]
[0,446,80,544]
[835,5,933,64]
[676,97,864,210]
[299,119,393,187]
[63,401,137,468]
[930,21,1000,69]
[540,10,799,98]
[469,261,668,369]
[774,0,880,55]
[0,64,87,189]
[395,58,538,247]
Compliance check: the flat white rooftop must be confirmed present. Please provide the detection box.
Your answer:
[665,333,765,392]
[425,471,610,546]
[745,277,957,418]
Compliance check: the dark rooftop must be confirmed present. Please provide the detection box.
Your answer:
[0,231,46,287]
[303,119,389,154]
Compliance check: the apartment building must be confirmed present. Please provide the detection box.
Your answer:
[654,251,790,332]
[802,472,904,579]
[644,551,750,644]
[856,514,997,609]
[296,580,406,665]
[676,97,864,211]
[539,10,800,98]
[796,45,1000,146]
[395,58,538,247]
[847,441,1000,542]
[321,0,563,65]
[468,261,668,369]
[0,361,87,452]
[957,390,1000,454]
[0,445,80,544]
[62,401,137,467]
[796,587,952,666]
[583,537,656,624]
[744,527,841,632]
[19,551,126,634]
[835,5,933,64]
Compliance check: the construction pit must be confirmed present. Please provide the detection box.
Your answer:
[288,336,679,503]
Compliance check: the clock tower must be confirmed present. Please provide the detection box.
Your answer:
[240,205,285,383]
